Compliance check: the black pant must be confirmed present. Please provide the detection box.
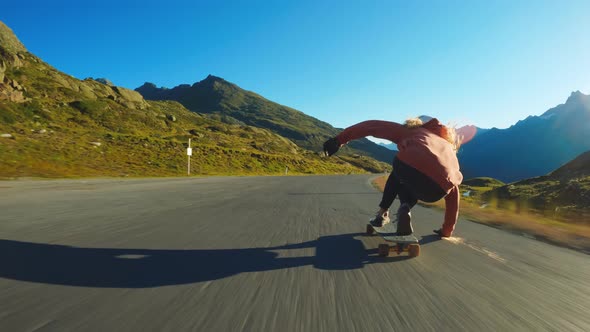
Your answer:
[379,157,447,210]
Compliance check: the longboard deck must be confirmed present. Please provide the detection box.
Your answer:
[366,221,421,257]
[369,222,419,244]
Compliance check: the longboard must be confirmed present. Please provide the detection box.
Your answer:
[366,221,420,257]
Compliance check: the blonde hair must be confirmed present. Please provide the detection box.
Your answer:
[404,117,423,129]
[404,117,463,152]
[446,126,462,152]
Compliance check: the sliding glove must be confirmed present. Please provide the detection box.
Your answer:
[323,137,341,157]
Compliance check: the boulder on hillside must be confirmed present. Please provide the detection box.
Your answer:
[0,76,27,102]
[111,86,148,109]
[94,78,114,86]
[0,35,26,102]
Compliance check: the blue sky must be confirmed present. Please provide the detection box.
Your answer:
[2,0,589,131]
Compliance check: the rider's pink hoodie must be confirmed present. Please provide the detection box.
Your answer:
[336,118,462,236]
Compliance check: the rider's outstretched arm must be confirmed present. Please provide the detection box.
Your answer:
[336,120,410,145]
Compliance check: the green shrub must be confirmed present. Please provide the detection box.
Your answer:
[70,100,108,120]
[0,103,18,124]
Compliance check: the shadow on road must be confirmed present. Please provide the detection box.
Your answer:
[419,234,442,245]
[0,233,439,288]
[288,192,378,196]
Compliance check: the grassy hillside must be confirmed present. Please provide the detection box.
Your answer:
[454,156,590,224]
[462,177,505,188]
[482,151,590,221]
[136,76,394,164]
[0,21,391,178]
[443,152,590,224]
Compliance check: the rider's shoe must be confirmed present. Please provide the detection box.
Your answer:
[395,203,413,236]
[369,210,390,228]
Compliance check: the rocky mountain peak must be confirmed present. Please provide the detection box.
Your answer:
[566,90,589,105]
[93,78,114,86]
[204,74,224,82]
[197,74,232,88]
[0,21,27,54]
[540,90,590,119]
[137,82,158,90]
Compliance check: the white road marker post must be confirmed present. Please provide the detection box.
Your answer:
[187,138,192,176]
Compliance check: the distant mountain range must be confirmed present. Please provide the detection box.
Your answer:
[378,142,398,151]
[459,91,590,182]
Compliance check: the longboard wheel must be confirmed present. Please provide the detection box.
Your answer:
[378,244,389,257]
[409,244,420,257]
[366,224,375,235]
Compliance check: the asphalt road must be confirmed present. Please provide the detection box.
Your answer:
[0,175,588,331]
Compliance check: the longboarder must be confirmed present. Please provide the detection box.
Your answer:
[323,116,476,238]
